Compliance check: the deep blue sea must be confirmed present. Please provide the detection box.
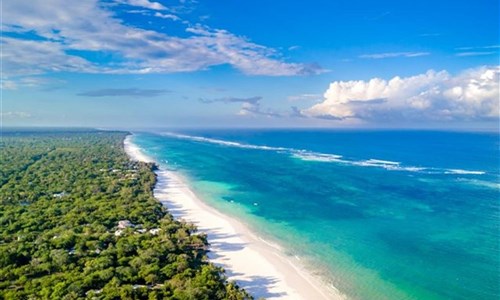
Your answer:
[132,130,499,300]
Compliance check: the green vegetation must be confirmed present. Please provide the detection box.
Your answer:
[0,129,251,300]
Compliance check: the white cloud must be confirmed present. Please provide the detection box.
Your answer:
[0,76,65,90]
[0,111,32,118]
[237,101,282,118]
[302,66,500,122]
[200,96,282,117]
[455,45,500,50]
[359,52,430,59]
[1,0,321,77]
[2,37,96,76]
[115,0,167,10]
[185,25,323,76]
[154,12,180,21]
[1,79,17,90]
[456,51,497,57]
[454,45,500,57]
[287,93,322,102]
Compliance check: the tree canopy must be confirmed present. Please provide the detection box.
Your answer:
[0,129,251,300]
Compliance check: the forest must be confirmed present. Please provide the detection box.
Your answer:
[0,129,251,300]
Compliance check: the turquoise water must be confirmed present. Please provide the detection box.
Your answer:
[132,130,499,300]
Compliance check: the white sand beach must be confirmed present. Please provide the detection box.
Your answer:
[124,135,344,300]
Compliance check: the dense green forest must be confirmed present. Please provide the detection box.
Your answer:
[0,129,251,300]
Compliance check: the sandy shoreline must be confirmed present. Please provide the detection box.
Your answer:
[124,134,344,300]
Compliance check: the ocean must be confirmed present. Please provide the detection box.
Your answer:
[132,129,499,300]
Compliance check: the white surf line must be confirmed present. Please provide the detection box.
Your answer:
[124,134,345,300]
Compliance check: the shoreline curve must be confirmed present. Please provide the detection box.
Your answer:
[124,134,344,300]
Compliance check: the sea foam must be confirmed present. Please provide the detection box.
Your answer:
[444,169,486,175]
[163,132,289,152]
[163,132,486,176]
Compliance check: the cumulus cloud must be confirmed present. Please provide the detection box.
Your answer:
[1,0,323,77]
[302,66,500,122]
[359,52,430,59]
[77,88,170,97]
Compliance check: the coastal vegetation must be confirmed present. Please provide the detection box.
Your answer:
[0,129,251,299]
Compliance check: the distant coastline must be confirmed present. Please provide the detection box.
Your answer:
[124,134,343,300]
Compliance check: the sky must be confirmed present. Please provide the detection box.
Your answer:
[1,0,499,129]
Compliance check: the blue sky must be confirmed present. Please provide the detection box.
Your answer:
[2,0,499,129]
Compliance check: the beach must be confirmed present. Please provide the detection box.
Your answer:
[124,135,342,300]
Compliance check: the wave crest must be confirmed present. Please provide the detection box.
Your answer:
[163,132,487,176]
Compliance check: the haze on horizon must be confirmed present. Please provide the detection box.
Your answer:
[1,0,499,130]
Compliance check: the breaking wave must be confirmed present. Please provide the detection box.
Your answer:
[163,132,487,176]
